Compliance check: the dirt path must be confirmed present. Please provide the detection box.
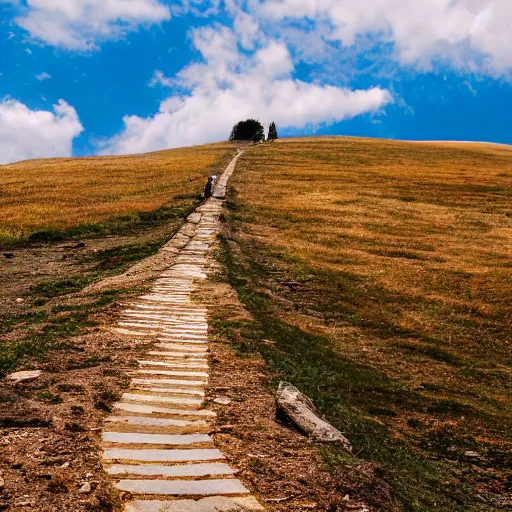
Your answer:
[99,151,264,511]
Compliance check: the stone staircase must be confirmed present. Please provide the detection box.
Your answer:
[101,152,264,511]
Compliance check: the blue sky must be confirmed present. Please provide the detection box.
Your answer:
[1,0,512,163]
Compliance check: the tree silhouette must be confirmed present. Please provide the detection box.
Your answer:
[267,122,278,141]
[229,119,265,141]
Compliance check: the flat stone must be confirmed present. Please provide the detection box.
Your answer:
[102,432,212,445]
[132,378,204,387]
[137,361,208,369]
[147,351,207,360]
[135,370,208,378]
[103,448,224,462]
[105,416,207,428]
[158,338,207,345]
[107,462,234,478]
[116,478,249,496]
[213,397,231,405]
[122,393,202,406]
[131,387,204,397]
[113,403,215,417]
[6,370,41,384]
[155,344,207,353]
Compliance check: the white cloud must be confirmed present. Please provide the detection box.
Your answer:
[15,0,171,50]
[253,0,512,75]
[36,72,51,81]
[101,25,391,155]
[0,99,84,164]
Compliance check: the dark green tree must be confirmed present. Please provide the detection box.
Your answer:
[229,119,265,141]
[267,122,278,141]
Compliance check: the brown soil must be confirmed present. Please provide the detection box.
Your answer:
[0,222,177,511]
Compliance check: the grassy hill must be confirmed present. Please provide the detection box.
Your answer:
[222,137,512,510]
[0,143,234,246]
[1,136,511,510]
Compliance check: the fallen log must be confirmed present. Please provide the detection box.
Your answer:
[276,381,352,452]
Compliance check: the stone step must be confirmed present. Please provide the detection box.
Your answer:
[130,387,204,397]
[125,497,264,512]
[113,403,215,417]
[103,448,224,463]
[155,343,207,352]
[105,416,207,428]
[131,378,204,387]
[135,369,208,379]
[146,351,207,359]
[122,393,203,407]
[137,361,208,370]
[107,462,234,478]
[102,432,212,445]
[115,478,249,496]
[157,338,207,345]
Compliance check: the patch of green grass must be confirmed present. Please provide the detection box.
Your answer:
[32,276,95,298]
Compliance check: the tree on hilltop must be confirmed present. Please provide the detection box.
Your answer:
[267,122,278,141]
[229,119,265,141]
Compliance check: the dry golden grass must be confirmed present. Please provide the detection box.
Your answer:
[0,142,235,243]
[226,136,512,509]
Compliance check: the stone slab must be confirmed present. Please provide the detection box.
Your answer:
[155,344,207,353]
[105,416,207,428]
[102,432,212,445]
[107,462,234,478]
[131,387,204,397]
[147,352,207,360]
[131,378,204,387]
[113,403,215,417]
[135,370,208,378]
[122,393,202,406]
[103,448,224,462]
[137,361,208,369]
[116,478,249,496]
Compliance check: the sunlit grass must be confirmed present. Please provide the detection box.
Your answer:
[0,142,235,244]
[225,136,512,510]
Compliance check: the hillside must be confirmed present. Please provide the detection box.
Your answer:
[0,143,234,246]
[0,137,511,511]
[221,137,512,510]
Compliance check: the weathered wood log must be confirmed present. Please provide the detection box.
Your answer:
[276,381,352,452]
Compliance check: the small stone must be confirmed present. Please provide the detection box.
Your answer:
[6,370,42,384]
[464,450,480,458]
[15,298,25,304]
[60,462,70,469]
[85,473,93,479]
[213,397,231,405]
[79,482,91,493]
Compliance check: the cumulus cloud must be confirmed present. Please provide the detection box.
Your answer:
[35,72,51,81]
[253,0,512,74]
[15,0,171,50]
[0,99,84,164]
[101,25,391,155]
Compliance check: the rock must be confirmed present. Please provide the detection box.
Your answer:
[79,482,91,494]
[275,382,352,452]
[213,397,231,405]
[464,450,480,458]
[6,370,42,384]
[15,298,25,303]
[85,473,93,479]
